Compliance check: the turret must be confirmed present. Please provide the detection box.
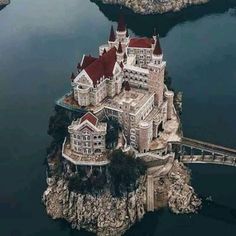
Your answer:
[108,25,116,48]
[138,121,152,153]
[70,72,76,82]
[148,36,166,107]
[165,90,174,120]
[152,28,157,42]
[116,42,124,63]
[116,14,126,43]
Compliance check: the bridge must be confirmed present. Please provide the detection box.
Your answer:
[171,137,236,167]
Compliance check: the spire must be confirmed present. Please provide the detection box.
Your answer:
[77,63,81,71]
[117,13,126,32]
[126,28,129,37]
[153,28,157,37]
[109,25,116,42]
[153,37,162,56]
[117,42,123,53]
[70,72,76,81]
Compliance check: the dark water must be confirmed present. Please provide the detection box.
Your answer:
[0,0,236,235]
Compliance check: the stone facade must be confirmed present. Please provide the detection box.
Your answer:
[68,15,178,155]
[62,112,109,166]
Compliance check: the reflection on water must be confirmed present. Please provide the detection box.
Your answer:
[91,0,236,37]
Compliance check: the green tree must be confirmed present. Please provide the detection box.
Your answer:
[109,149,147,195]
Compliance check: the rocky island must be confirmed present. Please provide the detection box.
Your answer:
[43,15,201,235]
[93,0,209,14]
[0,0,10,9]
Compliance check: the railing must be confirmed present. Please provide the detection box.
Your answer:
[172,137,236,157]
[171,137,236,167]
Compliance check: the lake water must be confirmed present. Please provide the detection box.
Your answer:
[0,0,236,235]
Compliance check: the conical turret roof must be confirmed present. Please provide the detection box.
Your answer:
[109,25,116,42]
[117,14,126,32]
[153,37,162,56]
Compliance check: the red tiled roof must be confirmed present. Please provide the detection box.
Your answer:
[153,37,162,56]
[81,55,97,70]
[117,14,126,32]
[109,25,116,42]
[84,47,117,85]
[80,112,98,126]
[128,37,153,48]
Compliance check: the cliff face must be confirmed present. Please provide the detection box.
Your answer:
[43,176,147,236]
[96,0,209,14]
[154,161,201,214]
[42,160,201,235]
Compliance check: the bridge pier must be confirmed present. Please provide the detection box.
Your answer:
[201,150,204,160]
[190,147,193,159]
[146,175,154,212]
[212,152,215,161]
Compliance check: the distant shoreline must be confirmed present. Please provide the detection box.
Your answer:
[94,0,209,14]
[0,0,10,9]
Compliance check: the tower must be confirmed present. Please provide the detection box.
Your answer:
[116,14,126,43]
[165,90,174,120]
[148,36,166,107]
[108,25,116,48]
[116,42,124,63]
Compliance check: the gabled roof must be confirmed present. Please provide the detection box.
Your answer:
[80,112,98,126]
[81,55,97,70]
[128,37,153,48]
[153,37,162,56]
[84,47,117,85]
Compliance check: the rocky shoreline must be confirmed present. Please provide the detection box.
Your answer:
[155,160,201,214]
[43,176,147,236]
[95,0,209,14]
[43,160,201,235]
[0,0,10,7]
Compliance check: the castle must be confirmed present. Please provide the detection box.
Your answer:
[61,15,180,167]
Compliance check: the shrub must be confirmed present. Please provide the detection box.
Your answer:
[109,149,147,195]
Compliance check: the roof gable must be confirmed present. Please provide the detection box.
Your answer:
[81,55,97,70]
[84,47,117,86]
[80,112,98,126]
